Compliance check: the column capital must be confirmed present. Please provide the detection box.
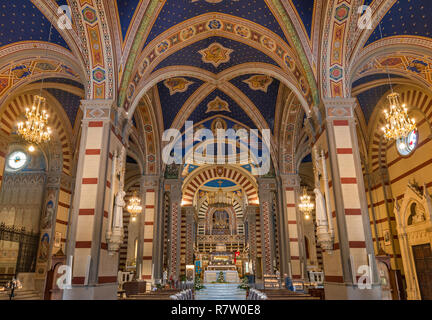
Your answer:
[257,177,277,191]
[280,174,301,188]
[245,206,257,217]
[140,175,160,189]
[80,99,115,122]
[323,97,357,119]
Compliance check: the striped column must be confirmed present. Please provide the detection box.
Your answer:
[185,207,195,265]
[324,98,379,298]
[138,175,159,284]
[65,100,120,300]
[246,206,257,272]
[281,174,306,280]
[258,178,277,275]
[37,172,73,278]
[167,179,182,279]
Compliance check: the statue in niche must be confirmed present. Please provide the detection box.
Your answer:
[314,188,327,226]
[113,190,126,228]
[408,202,426,225]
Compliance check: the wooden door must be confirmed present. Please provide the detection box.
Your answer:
[413,244,432,300]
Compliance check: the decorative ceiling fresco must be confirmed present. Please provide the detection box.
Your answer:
[0,2,69,49]
[365,0,432,46]
[1,0,432,176]
[290,0,315,39]
[152,37,279,73]
[142,0,290,48]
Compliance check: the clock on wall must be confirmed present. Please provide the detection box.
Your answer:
[396,130,418,156]
[7,151,28,171]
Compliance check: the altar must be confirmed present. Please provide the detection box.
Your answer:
[204,270,240,283]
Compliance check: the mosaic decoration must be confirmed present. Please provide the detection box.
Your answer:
[243,75,274,93]
[198,42,233,67]
[164,77,194,95]
[206,96,231,113]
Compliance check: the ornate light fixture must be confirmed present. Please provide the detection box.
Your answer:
[17,23,55,148]
[298,187,314,220]
[382,92,416,141]
[127,192,142,222]
[17,95,51,144]
[207,181,233,208]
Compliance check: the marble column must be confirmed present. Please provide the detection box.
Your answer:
[64,100,121,300]
[136,175,160,285]
[323,98,381,300]
[280,174,307,280]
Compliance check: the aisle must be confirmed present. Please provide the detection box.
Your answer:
[195,283,246,300]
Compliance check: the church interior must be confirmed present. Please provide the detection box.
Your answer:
[0,0,432,301]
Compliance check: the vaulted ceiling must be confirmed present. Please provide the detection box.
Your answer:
[1,0,431,155]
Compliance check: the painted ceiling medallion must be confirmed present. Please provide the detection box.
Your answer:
[164,77,194,95]
[206,96,231,113]
[198,42,233,68]
[243,75,274,93]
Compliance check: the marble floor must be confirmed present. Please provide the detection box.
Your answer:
[195,283,246,300]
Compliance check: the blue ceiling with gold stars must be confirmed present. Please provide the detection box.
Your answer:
[116,0,141,39]
[0,1,70,50]
[229,74,279,131]
[365,0,432,46]
[33,77,84,126]
[153,36,278,73]
[356,84,392,123]
[157,76,205,129]
[187,89,256,129]
[143,0,289,47]
[290,0,315,38]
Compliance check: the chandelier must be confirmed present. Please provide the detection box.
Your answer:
[17,95,52,145]
[127,192,142,222]
[298,188,314,220]
[207,183,233,208]
[382,92,416,141]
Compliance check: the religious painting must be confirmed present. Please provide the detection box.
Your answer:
[384,230,391,246]
[11,65,31,79]
[186,265,195,282]
[212,210,230,235]
[206,96,231,113]
[198,42,233,67]
[41,191,56,230]
[54,232,62,248]
[38,233,50,263]
[211,118,227,135]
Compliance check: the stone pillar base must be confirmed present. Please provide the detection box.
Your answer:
[324,282,382,300]
[62,284,118,300]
